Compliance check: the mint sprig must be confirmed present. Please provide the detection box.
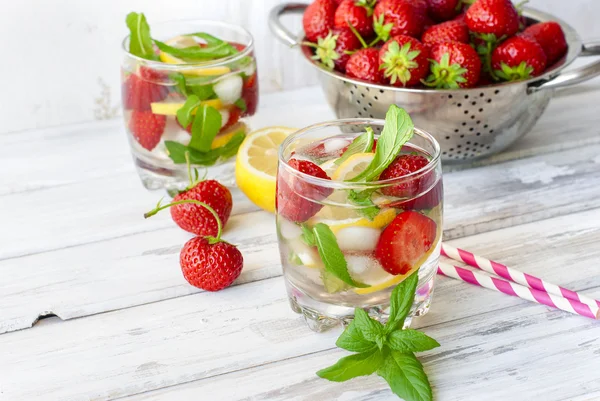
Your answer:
[349,105,414,182]
[335,127,374,166]
[317,271,439,401]
[154,40,233,61]
[302,223,369,289]
[189,105,222,152]
[347,189,379,221]
[125,12,158,60]
[164,132,245,166]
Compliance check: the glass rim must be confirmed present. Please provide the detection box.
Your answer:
[278,118,441,190]
[121,19,255,70]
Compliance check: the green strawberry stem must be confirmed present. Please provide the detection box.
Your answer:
[347,23,368,49]
[144,199,223,242]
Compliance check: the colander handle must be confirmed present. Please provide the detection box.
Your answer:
[529,40,600,93]
[268,3,307,47]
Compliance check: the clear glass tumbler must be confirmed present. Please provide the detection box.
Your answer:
[276,119,443,332]
[121,20,258,191]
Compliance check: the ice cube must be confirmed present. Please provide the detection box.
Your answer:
[324,138,350,154]
[279,219,303,240]
[336,227,380,252]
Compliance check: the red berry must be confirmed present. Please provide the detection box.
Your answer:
[426,42,481,88]
[374,0,426,38]
[171,180,233,237]
[492,35,547,81]
[310,28,362,72]
[303,0,337,42]
[465,0,519,38]
[379,154,432,197]
[122,73,169,112]
[379,35,430,87]
[276,158,333,223]
[180,237,243,291]
[242,73,259,117]
[375,211,437,275]
[334,0,374,38]
[222,106,242,132]
[523,21,567,66]
[128,110,166,151]
[428,0,462,22]
[421,20,469,45]
[345,48,384,83]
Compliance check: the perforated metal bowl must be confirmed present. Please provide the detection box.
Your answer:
[269,4,600,163]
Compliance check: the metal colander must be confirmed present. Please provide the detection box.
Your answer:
[270,4,600,163]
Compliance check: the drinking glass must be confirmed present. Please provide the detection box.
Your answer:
[121,20,258,191]
[276,119,443,332]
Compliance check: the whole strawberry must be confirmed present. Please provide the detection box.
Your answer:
[375,211,437,275]
[379,154,433,198]
[492,35,547,81]
[523,21,567,66]
[122,73,169,111]
[426,42,482,88]
[308,28,362,72]
[334,0,375,38]
[180,236,243,291]
[421,20,469,46]
[303,0,337,42]
[379,35,430,87]
[128,110,166,151]
[373,0,426,38]
[428,0,462,22]
[465,0,519,39]
[276,158,333,223]
[345,48,384,83]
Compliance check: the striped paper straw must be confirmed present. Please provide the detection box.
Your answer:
[441,243,600,311]
[438,262,600,320]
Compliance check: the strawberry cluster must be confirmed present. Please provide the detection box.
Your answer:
[303,0,567,88]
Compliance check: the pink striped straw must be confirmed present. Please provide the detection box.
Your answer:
[438,262,600,320]
[441,243,600,312]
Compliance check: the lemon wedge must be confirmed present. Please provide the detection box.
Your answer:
[210,122,248,149]
[150,99,223,116]
[331,152,375,181]
[308,208,396,235]
[235,126,297,212]
[159,36,231,76]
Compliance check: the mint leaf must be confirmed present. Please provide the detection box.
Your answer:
[164,141,220,166]
[385,270,419,333]
[321,270,350,294]
[336,321,377,353]
[187,32,239,55]
[218,132,245,159]
[348,189,379,221]
[234,98,247,112]
[377,351,432,401]
[125,12,158,60]
[189,84,216,101]
[176,95,201,128]
[335,127,374,166]
[317,349,385,382]
[388,330,440,353]
[353,308,384,345]
[188,105,222,152]
[312,223,369,288]
[154,40,232,61]
[171,74,188,97]
[300,224,316,246]
[349,105,414,182]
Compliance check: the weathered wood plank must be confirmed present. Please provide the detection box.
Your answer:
[1,207,599,400]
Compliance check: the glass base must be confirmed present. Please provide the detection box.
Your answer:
[132,153,236,194]
[287,274,435,333]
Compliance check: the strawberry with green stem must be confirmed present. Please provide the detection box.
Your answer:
[334,0,376,38]
[305,28,363,72]
[492,35,547,81]
[379,35,430,87]
[425,42,481,88]
[373,0,427,39]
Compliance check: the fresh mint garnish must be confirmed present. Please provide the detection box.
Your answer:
[189,105,222,152]
[317,271,439,401]
[171,74,189,96]
[335,127,374,166]
[176,95,202,128]
[186,32,239,55]
[190,84,216,101]
[348,189,379,221]
[321,270,350,294]
[125,12,158,60]
[349,105,414,182]
[154,40,232,61]
[219,132,245,159]
[301,223,369,289]
[234,98,247,112]
[164,131,245,166]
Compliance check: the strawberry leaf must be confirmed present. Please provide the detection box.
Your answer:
[125,12,158,60]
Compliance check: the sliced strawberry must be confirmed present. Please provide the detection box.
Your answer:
[242,73,259,116]
[129,110,166,151]
[276,159,333,223]
[122,73,169,111]
[379,154,432,198]
[222,106,242,131]
[375,211,437,275]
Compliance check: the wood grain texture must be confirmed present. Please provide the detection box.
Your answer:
[1,207,599,400]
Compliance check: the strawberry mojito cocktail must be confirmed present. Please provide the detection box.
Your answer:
[121,13,258,190]
[276,105,443,331]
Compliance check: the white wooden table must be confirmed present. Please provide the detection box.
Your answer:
[1,83,600,401]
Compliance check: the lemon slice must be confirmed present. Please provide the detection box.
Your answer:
[159,36,231,76]
[331,152,375,181]
[235,126,297,212]
[319,159,338,176]
[150,99,223,115]
[353,227,442,295]
[309,208,396,234]
[211,122,248,149]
